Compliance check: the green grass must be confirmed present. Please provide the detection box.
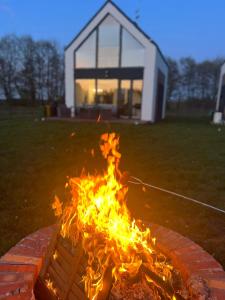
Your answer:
[0,108,225,268]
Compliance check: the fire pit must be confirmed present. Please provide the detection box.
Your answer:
[34,227,186,300]
[1,225,225,299]
[44,133,187,300]
[35,133,225,300]
[1,133,225,299]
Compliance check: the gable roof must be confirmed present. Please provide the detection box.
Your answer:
[65,0,168,67]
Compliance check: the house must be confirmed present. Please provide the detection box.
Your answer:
[215,62,225,120]
[65,0,168,122]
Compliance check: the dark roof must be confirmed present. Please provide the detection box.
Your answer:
[65,0,168,67]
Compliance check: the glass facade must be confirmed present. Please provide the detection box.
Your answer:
[133,80,143,107]
[120,80,131,115]
[121,29,145,67]
[75,31,96,68]
[75,79,95,106]
[74,14,146,118]
[132,80,143,118]
[98,15,120,68]
[97,80,118,105]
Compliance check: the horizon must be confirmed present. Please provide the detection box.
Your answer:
[0,0,225,62]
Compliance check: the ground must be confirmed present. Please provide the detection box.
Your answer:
[0,106,225,269]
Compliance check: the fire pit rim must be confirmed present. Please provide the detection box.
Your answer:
[0,224,224,299]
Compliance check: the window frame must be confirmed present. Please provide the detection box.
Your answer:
[75,30,97,69]
[74,13,145,109]
[74,13,145,71]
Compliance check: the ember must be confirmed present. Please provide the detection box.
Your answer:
[52,133,181,300]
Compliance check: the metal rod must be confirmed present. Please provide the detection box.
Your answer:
[129,176,225,215]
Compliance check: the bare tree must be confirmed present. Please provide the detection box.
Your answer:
[15,36,37,103]
[167,57,180,100]
[180,57,197,100]
[35,40,64,102]
[0,35,19,101]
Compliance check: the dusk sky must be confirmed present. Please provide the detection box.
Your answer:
[0,0,225,61]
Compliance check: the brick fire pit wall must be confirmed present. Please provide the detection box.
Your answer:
[0,225,225,299]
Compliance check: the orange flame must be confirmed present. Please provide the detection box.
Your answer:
[53,133,172,299]
[52,196,62,217]
[45,279,57,296]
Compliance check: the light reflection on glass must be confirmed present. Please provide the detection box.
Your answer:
[97,80,118,105]
[122,29,145,67]
[75,79,95,106]
[98,15,120,68]
[76,31,96,68]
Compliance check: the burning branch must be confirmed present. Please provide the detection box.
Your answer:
[53,133,177,300]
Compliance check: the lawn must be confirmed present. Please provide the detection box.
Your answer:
[0,108,225,269]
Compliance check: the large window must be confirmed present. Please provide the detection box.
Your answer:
[98,15,120,68]
[75,79,95,106]
[75,15,145,69]
[97,80,118,105]
[120,80,131,116]
[74,15,145,112]
[133,80,143,107]
[75,31,96,68]
[121,29,145,67]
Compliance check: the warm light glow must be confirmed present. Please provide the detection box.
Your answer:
[53,250,58,260]
[45,279,57,295]
[52,133,174,299]
[92,88,103,93]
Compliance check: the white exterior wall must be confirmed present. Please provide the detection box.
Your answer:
[141,47,168,122]
[216,62,225,111]
[65,1,168,122]
[65,48,74,115]
[141,46,157,121]
[155,49,168,120]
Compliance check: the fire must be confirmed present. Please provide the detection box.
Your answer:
[53,133,174,299]
[45,279,57,296]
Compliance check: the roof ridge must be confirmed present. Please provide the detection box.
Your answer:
[64,0,168,67]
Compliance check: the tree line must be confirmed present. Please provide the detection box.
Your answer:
[167,57,224,103]
[0,34,64,104]
[0,34,224,105]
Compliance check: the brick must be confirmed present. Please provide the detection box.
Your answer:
[0,263,37,277]
[211,287,225,300]
[0,255,42,274]
[190,260,222,272]
[0,281,31,296]
[0,273,20,283]
[197,269,225,280]
[3,294,33,300]
[0,272,33,285]
[169,245,223,276]
[0,225,56,300]
[8,247,42,258]
[208,279,225,290]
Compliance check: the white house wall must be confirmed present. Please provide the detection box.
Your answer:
[65,1,168,122]
[155,49,168,120]
[216,62,225,111]
[141,47,168,122]
[141,45,157,122]
[65,2,151,115]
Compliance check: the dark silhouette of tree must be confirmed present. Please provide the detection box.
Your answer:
[0,35,19,101]
[0,34,64,103]
[0,33,224,107]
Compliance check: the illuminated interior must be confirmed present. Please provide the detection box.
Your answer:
[74,14,145,118]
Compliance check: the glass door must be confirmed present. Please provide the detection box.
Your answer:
[119,80,143,119]
[120,80,132,117]
[132,80,143,119]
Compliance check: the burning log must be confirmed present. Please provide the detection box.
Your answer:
[110,276,158,300]
[46,132,188,300]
